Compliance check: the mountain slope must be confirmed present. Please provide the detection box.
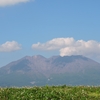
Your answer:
[0,55,100,86]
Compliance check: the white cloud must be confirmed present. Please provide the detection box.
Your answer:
[0,41,21,52]
[60,40,100,57]
[0,0,32,7]
[32,37,100,59]
[32,37,75,51]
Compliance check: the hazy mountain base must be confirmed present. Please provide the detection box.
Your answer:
[49,72,100,86]
[0,72,47,87]
[0,70,100,87]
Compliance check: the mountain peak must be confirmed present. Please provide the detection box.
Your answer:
[32,55,46,59]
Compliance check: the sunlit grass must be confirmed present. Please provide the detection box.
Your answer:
[0,85,100,100]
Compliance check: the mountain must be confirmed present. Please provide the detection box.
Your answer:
[0,55,100,87]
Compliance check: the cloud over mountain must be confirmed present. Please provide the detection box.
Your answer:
[0,41,21,52]
[32,37,100,58]
[0,0,32,7]
[32,38,75,51]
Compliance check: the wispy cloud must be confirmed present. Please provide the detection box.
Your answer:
[32,37,100,58]
[0,41,21,52]
[0,0,33,7]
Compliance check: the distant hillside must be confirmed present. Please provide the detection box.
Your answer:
[0,55,100,87]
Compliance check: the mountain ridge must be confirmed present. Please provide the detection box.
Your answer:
[0,55,100,87]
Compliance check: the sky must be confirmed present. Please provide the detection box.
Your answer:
[0,0,100,67]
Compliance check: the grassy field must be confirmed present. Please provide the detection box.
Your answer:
[0,85,100,100]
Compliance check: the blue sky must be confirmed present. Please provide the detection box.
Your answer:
[0,0,100,67]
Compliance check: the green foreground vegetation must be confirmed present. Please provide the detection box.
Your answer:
[0,85,100,100]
